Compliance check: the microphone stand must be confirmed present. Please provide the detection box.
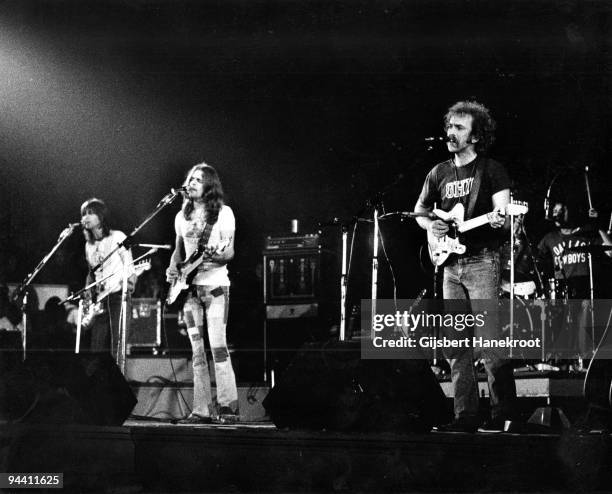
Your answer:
[544,172,562,221]
[340,224,348,341]
[509,201,515,359]
[62,250,157,358]
[14,223,80,361]
[91,188,183,275]
[584,166,596,358]
[117,248,159,374]
[371,205,380,342]
[517,220,547,362]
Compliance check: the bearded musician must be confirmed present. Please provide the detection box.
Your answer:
[414,100,517,432]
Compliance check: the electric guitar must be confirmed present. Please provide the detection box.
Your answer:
[82,259,151,328]
[166,240,230,305]
[427,201,529,266]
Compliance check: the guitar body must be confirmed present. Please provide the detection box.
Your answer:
[166,237,231,306]
[427,231,467,266]
[81,260,151,329]
[427,203,466,267]
[165,248,203,305]
[426,202,528,267]
[166,268,196,305]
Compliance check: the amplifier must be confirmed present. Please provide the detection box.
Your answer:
[128,298,161,353]
[264,233,319,251]
[263,249,320,304]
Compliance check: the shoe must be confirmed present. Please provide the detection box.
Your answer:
[215,406,239,424]
[434,417,479,433]
[176,414,212,425]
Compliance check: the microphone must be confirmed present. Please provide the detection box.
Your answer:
[137,243,173,250]
[158,186,187,206]
[424,136,451,151]
[58,222,82,240]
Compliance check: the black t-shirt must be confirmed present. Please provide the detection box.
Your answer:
[417,155,511,253]
[537,230,601,280]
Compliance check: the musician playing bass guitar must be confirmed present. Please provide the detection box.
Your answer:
[81,198,136,358]
[414,100,517,433]
[165,163,238,424]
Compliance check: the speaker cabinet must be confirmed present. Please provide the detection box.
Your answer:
[0,352,136,425]
[128,298,162,353]
[263,340,451,432]
[263,249,320,304]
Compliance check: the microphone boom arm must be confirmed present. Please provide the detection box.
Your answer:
[91,188,183,273]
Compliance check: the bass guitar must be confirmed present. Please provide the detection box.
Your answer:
[428,201,528,266]
[82,259,151,328]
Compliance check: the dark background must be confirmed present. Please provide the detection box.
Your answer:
[0,0,611,360]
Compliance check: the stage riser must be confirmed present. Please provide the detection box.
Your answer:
[2,423,611,492]
[131,385,269,422]
[0,426,136,492]
[132,427,612,492]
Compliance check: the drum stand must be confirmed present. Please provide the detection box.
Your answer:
[588,252,595,357]
[370,207,380,341]
[509,214,516,358]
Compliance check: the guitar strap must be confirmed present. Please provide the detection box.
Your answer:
[466,159,486,221]
[197,212,218,250]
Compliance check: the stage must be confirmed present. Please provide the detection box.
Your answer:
[2,369,612,493]
[1,419,611,493]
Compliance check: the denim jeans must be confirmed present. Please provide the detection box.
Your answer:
[442,249,516,420]
[90,292,127,360]
[183,286,238,417]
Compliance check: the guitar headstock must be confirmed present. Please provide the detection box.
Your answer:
[135,259,151,274]
[506,200,528,216]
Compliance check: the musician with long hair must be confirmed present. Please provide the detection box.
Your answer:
[166,163,238,424]
[414,100,516,432]
[81,198,135,357]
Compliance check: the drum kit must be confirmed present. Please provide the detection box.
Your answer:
[496,168,612,366]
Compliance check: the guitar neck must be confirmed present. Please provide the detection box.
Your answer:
[181,253,208,277]
[457,213,491,233]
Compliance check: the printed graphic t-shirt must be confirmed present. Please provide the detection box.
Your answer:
[537,230,600,279]
[417,155,511,254]
[174,204,235,286]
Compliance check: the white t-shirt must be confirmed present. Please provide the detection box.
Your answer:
[174,204,235,286]
[85,230,135,295]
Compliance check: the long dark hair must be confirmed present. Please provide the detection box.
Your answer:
[80,198,111,243]
[182,163,224,222]
[444,100,496,155]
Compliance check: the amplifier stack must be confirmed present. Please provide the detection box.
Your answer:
[263,233,321,382]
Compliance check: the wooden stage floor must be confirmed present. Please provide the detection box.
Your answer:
[1,418,612,493]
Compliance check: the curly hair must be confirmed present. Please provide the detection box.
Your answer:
[182,163,224,222]
[80,198,111,243]
[444,100,496,154]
